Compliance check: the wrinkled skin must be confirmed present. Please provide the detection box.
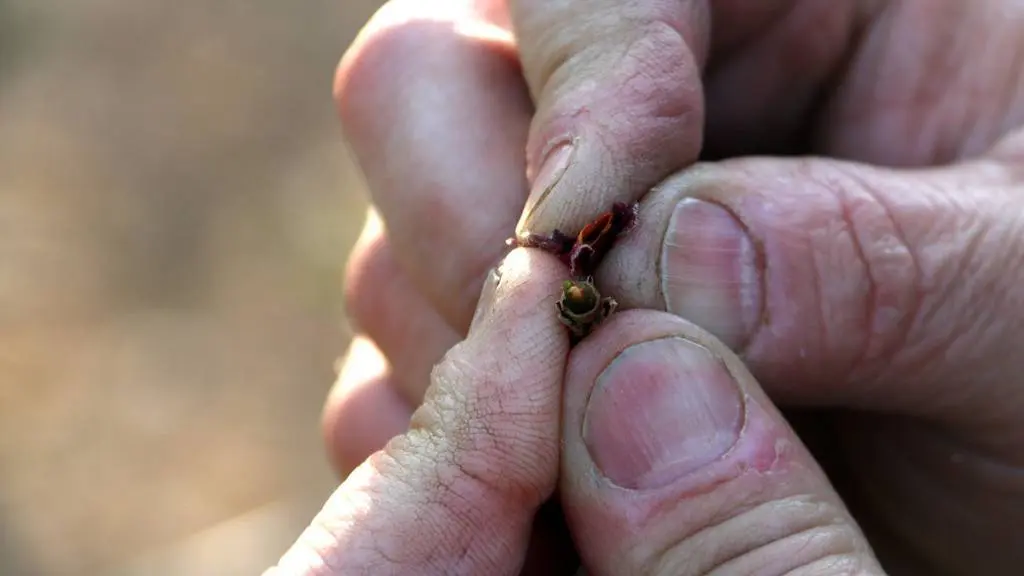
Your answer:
[271,1,1024,574]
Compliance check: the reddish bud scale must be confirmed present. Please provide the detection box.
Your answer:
[510,201,638,279]
[566,201,637,278]
[506,201,639,343]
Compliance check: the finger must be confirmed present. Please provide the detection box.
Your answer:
[595,153,1024,454]
[560,310,886,576]
[322,336,414,478]
[336,0,533,333]
[326,341,580,571]
[702,0,874,158]
[507,0,711,238]
[703,1,1024,164]
[344,209,460,406]
[507,0,878,199]
[272,249,569,575]
[812,0,1024,166]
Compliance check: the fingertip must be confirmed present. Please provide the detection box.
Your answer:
[469,245,573,335]
[341,208,384,327]
[291,249,573,574]
[560,311,881,575]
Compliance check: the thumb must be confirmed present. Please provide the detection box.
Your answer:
[594,149,1024,455]
[269,249,569,575]
[560,310,885,576]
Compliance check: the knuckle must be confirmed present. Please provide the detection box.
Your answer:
[654,496,870,576]
[322,339,391,475]
[763,160,924,382]
[826,164,923,377]
[747,158,1018,404]
[342,219,390,333]
[333,0,442,121]
[332,1,386,116]
[821,164,1011,391]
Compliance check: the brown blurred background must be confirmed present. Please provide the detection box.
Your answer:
[0,1,386,574]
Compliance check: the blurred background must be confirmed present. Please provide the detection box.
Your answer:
[0,1,386,573]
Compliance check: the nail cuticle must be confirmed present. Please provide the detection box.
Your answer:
[659,197,766,353]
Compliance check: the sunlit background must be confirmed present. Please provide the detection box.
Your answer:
[0,1,386,574]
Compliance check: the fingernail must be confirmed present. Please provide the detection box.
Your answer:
[584,337,744,490]
[518,139,576,233]
[468,267,502,335]
[661,198,762,350]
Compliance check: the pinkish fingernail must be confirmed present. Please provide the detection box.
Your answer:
[520,140,575,229]
[583,337,744,490]
[661,198,762,350]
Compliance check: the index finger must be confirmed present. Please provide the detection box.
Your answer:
[271,249,569,575]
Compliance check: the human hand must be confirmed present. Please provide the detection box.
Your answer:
[270,249,886,574]
[329,0,1024,573]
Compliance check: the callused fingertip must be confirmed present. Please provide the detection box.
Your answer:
[467,247,557,336]
[494,246,528,286]
[660,197,763,351]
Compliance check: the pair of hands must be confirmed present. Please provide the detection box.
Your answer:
[268,0,1024,574]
